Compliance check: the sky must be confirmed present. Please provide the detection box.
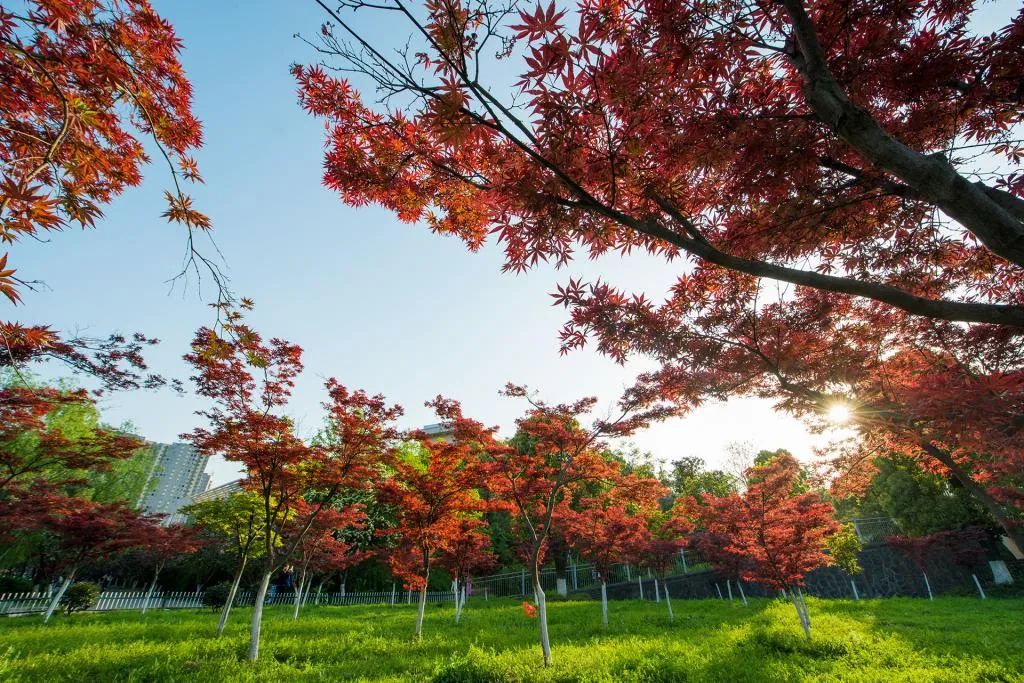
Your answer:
[5,0,916,486]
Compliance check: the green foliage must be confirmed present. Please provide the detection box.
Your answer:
[60,582,100,615]
[200,582,232,609]
[481,509,518,569]
[0,372,153,507]
[850,456,993,535]
[182,492,268,560]
[0,575,34,592]
[85,440,157,506]
[667,456,736,500]
[0,597,1020,680]
[826,524,863,575]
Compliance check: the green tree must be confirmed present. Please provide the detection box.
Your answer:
[852,457,993,536]
[668,456,737,500]
[183,492,268,635]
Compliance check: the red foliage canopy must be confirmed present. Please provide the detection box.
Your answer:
[185,304,400,576]
[0,0,207,303]
[563,504,647,580]
[298,0,1024,327]
[692,455,840,590]
[381,398,486,591]
[16,495,145,574]
[437,518,498,583]
[130,521,205,573]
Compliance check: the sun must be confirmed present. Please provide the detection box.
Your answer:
[827,403,852,425]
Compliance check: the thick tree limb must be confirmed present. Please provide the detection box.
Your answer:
[782,0,1024,269]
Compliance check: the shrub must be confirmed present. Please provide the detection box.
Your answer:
[61,582,100,615]
[201,582,232,608]
[0,575,34,593]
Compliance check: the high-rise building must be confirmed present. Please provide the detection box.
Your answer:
[138,442,210,523]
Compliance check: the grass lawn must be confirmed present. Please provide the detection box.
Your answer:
[0,596,1021,682]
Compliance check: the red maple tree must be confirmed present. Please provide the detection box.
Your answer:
[185,303,399,661]
[16,495,144,622]
[563,504,648,627]
[692,455,841,637]
[285,504,369,619]
[0,0,209,304]
[437,517,497,624]
[131,521,205,614]
[381,399,486,639]
[485,384,673,664]
[297,0,1024,327]
[630,505,693,622]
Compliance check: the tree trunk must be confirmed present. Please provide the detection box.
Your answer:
[600,580,608,627]
[662,578,674,622]
[454,578,462,624]
[922,571,934,600]
[789,586,811,638]
[638,576,644,600]
[797,588,811,628]
[43,567,76,624]
[415,583,428,640]
[141,567,161,615]
[309,579,323,607]
[972,574,986,600]
[293,572,306,620]
[654,577,660,603]
[248,569,273,662]
[217,553,247,636]
[781,0,1024,271]
[738,581,748,606]
[533,570,552,666]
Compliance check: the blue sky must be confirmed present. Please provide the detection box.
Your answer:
[9,0,946,485]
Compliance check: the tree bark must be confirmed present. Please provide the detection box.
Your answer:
[247,569,273,662]
[781,0,1024,270]
[43,567,76,624]
[662,578,674,622]
[600,580,608,627]
[789,585,811,638]
[141,567,161,615]
[533,570,552,665]
[293,572,306,620]
[415,583,428,640]
[217,552,247,636]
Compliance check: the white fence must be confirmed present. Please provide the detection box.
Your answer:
[0,588,459,616]
[0,590,204,616]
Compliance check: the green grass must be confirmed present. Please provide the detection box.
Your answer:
[1,596,1022,682]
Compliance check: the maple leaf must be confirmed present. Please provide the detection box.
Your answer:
[0,253,22,304]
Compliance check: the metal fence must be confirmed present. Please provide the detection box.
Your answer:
[851,516,902,544]
[472,547,710,599]
[1,518,900,615]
